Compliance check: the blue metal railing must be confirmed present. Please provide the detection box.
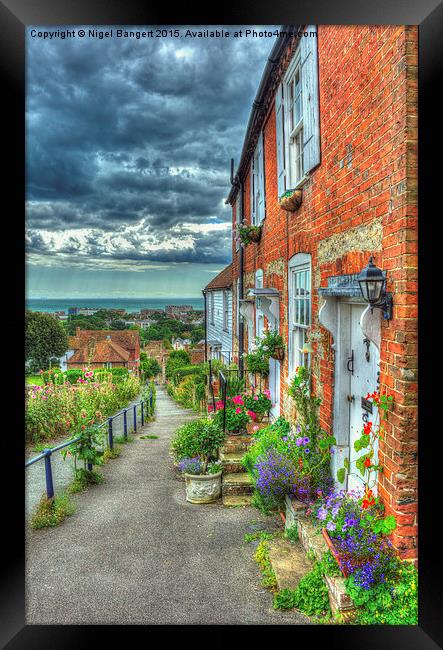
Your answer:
[25,389,154,500]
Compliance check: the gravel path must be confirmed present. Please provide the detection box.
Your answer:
[26,386,309,625]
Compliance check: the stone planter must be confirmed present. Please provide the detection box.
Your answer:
[278,189,302,212]
[184,471,222,504]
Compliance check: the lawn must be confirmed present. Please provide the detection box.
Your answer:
[25,375,44,386]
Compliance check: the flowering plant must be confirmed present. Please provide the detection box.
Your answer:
[244,389,272,416]
[235,222,262,246]
[245,348,269,376]
[259,329,285,358]
[288,365,321,430]
[336,390,393,493]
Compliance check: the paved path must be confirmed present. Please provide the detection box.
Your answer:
[26,386,309,625]
[25,393,144,517]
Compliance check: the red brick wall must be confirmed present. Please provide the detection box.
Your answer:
[231,26,418,560]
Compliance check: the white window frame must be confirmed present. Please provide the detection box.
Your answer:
[105,362,113,369]
[209,292,215,326]
[255,269,264,340]
[250,131,265,225]
[223,290,229,332]
[283,51,304,189]
[288,253,312,377]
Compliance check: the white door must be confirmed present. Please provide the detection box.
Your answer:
[269,357,280,419]
[347,304,380,493]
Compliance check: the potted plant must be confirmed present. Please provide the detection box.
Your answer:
[278,189,303,212]
[245,348,270,376]
[260,330,285,361]
[244,389,272,423]
[213,395,250,435]
[236,223,262,246]
[170,418,226,503]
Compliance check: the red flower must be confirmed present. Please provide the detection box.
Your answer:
[363,421,373,435]
[81,425,85,430]
[364,457,371,468]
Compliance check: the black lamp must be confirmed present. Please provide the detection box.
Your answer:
[357,256,393,320]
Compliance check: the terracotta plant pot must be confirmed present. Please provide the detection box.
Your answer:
[279,190,303,212]
[270,347,285,361]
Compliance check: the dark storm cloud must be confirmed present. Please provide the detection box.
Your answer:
[26,27,275,265]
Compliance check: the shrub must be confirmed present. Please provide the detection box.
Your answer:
[273,561,331,617]
[165,350,191,379]
[170,418,225,471]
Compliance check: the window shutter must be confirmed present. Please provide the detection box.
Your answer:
[300,27,320,173]
[275,83,286,197]
[257,131,265,222]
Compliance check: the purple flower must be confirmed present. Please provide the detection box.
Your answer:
[296,437,303,446]
[326,521,336,532]
[303,437,310,445]
[305,448,310,454]
[317,507,327,521]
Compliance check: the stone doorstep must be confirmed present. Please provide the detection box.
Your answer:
[222,494,253,507]
[285,496,358,617]
[222,472,253,496]
[268,538,313,591]
[219,451,246,474]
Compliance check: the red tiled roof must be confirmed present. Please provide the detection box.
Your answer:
[203,263,233,291]
[68,330,139,364]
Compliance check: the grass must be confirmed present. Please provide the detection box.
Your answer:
[25,375,44,386]
[253,537,278,590]
[103,447,121,462]
[67,469,104,493]
[139,434,159,439]
[30,493,76,529]
[114,435,134,444]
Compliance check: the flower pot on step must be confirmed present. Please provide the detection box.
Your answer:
[278,190,302,212]
[246,420,269,435]
[184,471,222,504]
[248,228,262,243]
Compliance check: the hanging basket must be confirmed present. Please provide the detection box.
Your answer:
[248,227,262,243]
[278,190,303,212]
[270,346,285,361]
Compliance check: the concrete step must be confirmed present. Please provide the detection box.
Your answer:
[222,494,253,507]
[219,451,246,473]
[268,538,314,592]
[222,472,253,496]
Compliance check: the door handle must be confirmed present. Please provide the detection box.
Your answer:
[347,394,355,402]
[346,350,354,374]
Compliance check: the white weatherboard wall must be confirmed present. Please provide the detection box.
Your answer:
[206,289,232,362]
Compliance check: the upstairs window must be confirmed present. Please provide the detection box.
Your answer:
[250,131,265,225]
[288,253,311,376]
[276,27,320,197]
[223,290,229,332]
[255,269,264,339]
[209,292,215,326]
[235,191,241,252]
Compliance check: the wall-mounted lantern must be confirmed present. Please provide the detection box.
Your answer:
[357,257,393,320]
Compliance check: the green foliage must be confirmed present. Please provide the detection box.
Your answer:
[250,489,274,515]
[260,329,285,357]
[318,550,342,577]
[140,434,159,440]
[67,468,104,493]
[141,381,156,417]
[244,530,273,543]
[171,364,204,387]
[346,560,418,624]
[30,493,76,529]
[285,525,299,543]
[140,356,161,380]
[103,447,121,462]
[245,348,269,376]
[226,375,246,397]
[254,539,278,589]
[242,419,291,474]
[288,365,322,431]
[170,418,225,470]
[273,561,331,617]
[26,310,69,372]
[165,350,191,379]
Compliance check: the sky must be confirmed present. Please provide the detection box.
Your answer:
[26,26,277,298]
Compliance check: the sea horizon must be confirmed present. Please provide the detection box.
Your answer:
[26,296,204,314]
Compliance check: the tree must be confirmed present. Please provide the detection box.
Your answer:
[165,350,191,379]
[191,327,205,344]
[25,311,69,372]
[140,356,161,380]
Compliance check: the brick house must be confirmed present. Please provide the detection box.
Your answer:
[68,328,140,371]
[203,263,233,363]
[226,26,417,559]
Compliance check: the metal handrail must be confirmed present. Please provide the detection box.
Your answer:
[25,388,154,500]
